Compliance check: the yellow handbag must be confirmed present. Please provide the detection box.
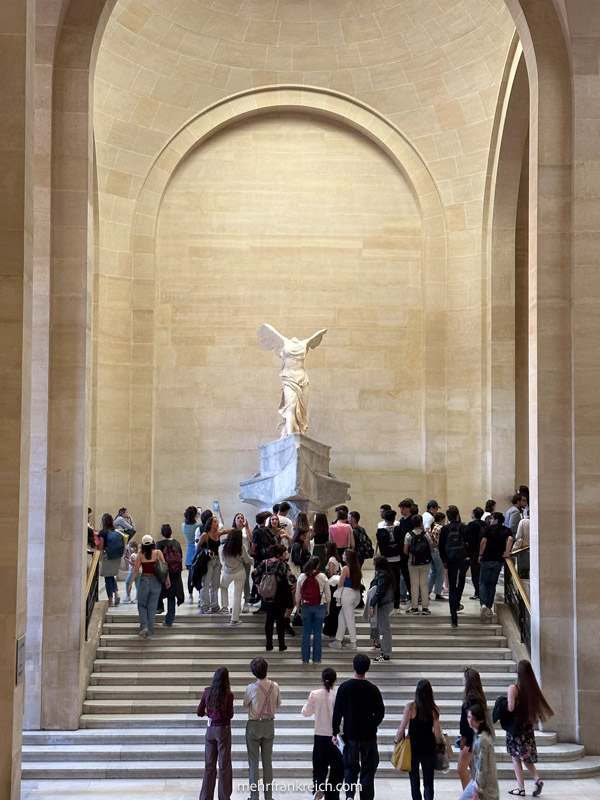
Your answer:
[391,735,412,771]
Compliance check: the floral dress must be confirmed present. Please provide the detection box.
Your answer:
[506,689,538,763]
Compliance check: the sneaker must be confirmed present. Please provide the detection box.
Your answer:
[187,596,194,604]
[328,640,342,649]
[313,660,322,664]
[210,607,220,614]
[199,608,210,615]
[162,621,172,627]
[266,644,273,651]
[406,608,420,614]
[372,642,381,650]
[451,619,458,628]
[219,607,229,613]
[372,654,390,662]
[421,608,432,615]
[469,594,479,600]
[480,604,488,621]
[343,642,357,651]
[279,644,288,652]
[457,604,464,612]
[113,594,121,606]
[435,594,447,601]
[229,620,241,626]
[138,628,148,637]
[313,791,325,800]
[242,603,249,613]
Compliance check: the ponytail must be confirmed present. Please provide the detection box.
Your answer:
[322,667,336,692]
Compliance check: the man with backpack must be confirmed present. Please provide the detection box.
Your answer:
[375,509,404,610]
[349,511,374,566]
[404,514,434,615]
[156,523,184,627]
[295,557,331,664]
[439,505,470,628]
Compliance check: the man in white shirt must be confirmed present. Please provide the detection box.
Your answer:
[422,500,439,531]
[377,504,399,529]
[243,658,282,800]
[277,501,294,538]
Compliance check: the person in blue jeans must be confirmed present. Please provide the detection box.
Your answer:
[129,534,170,637]
[478,512,513,623]
[295,557,331,664]
[156,524,185,627]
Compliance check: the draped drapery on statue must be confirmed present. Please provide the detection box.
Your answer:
[257,324,328,438]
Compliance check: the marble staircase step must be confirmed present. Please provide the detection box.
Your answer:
[21,740,585,763]
[21,756,600,781]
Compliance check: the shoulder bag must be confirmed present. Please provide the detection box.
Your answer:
[391,735,411,771]
[154,557,169,585]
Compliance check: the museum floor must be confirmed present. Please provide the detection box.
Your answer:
[21,776,600,799]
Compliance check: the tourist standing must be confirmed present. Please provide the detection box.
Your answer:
[302,668,344,800]
[376,509,403,610]
[243,658,281,800]
[459,704,500,800]
[439,505,469,628]
[328,549,362,651]
[332,654,385,800]
[231,512,254,611]
[395,678,442,800]
[198,666,234,800]
[404,514,434,615]
[97,513,125,607]
[312,512,330,571]
[129,534,169,637]
[368,556,395,662]
[466,507,485,600]
[479,512,513,623]
[253,544,296,652]
[156,523,184,627]
[295,557,330,664]
[199,516,223,614]
[506,660,554,797]
[428,511,447,600]
[182,505,201,602]
[328,510,355,559]
[322,542,342,639]
[220,528,252,625]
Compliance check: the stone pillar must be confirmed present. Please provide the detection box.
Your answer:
[566,0,600,753]
[0,0,35,795]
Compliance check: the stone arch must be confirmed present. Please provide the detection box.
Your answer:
[126,86,448,528]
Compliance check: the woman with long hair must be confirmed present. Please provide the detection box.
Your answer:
[290,528,311,578]
[97,512,124,607]
[506,660,554,796]
[182,505,201,603]
[458,668,492,788]
[302,667,344,800]
[295,557,330,664]
[328,549,362,651]
[252,543,296,652]
[368,556,396,662]
[129,534,170,637]
[395,679,441,800]
[199,516,223,614]
[220,528,252,625]
[231,512,253,612]
[312,512,330,571]
[322,542,342,639]
[197,666,234,800]
[459,704,499,800]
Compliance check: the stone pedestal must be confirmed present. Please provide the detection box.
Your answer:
[240,434,350,516]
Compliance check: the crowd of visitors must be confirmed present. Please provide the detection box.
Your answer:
[194,656,551,800]
[87,489,531,639]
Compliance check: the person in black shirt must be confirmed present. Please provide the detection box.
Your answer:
[478,512,513,622]
[438,505,469,628]
[397,499,414,603]
[466,507,486,600]
[332,654,385,800]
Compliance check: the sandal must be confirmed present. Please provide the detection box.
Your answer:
[508,790,525,797]
[532,779,544,797]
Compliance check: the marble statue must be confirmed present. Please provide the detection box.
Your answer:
[258,324,328,438]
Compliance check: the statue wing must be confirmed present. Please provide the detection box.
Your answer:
[257,324,286,356]
[305,328,328,351]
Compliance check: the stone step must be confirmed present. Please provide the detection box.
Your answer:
[87,670,517,687]
[84,683,512,700]
[22,727,559,747]
[92,657,517,673]
[102,619,505,633]
[21,756,600,781]
[21,740,585,763]
[95,646,514,661]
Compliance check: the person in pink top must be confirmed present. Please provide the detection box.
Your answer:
[302,667,344,800]
[328,510,355,558]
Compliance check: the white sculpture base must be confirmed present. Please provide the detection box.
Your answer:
[239,434,351,517]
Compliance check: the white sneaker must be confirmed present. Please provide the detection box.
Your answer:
[242,603,249,613]
[480,605,488,622]
[328,639,342,649]
[138,628,148,637]
[343,642,357,651]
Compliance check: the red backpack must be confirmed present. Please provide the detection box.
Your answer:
[162,542,183,573]
[300,574,322,606]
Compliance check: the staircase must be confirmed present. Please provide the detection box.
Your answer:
[22,602,600,781]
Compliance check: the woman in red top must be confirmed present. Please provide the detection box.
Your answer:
[328,510,355,558]
[198,666,234,800]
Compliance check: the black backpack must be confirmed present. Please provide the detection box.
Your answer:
[410,531,432,566]
[354,527,374,563]
[493,695,517,734]
[445,523,468,562]
[377,526,401,559]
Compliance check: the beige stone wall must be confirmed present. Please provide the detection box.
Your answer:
[91,0,519,534]
[153,111,423,526]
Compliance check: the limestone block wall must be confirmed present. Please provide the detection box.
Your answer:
[90,0,519,535]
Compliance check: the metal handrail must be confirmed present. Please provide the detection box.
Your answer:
[86,549,100,596]
[504,553,531,614]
